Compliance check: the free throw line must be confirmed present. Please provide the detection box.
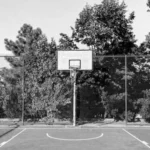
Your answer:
[46,133,103,141]
[0,128,26,147]
[122,128,150,149]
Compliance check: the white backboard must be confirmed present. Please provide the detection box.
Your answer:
[57,50,92,70]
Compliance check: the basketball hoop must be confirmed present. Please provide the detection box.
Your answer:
[57,50,92,71]
[70,67,78,82]
[70,69,74,78]
[57,50,92,126]
[69,59,80,81]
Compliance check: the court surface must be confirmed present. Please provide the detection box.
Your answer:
[0,126,150,150]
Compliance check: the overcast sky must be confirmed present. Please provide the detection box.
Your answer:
[0,0,150,56]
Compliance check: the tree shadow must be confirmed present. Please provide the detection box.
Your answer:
[0,124,19,138]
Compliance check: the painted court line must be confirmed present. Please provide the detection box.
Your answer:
[0,128,26,147]
[122,128,150,149]
[46,133,103,141]
[14,127,126,130]
[15,127,103,130]
[0,127,100,130]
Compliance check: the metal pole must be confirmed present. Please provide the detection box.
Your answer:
[73,70,77,127]
[125,55,128,126]
[22,59,25,125]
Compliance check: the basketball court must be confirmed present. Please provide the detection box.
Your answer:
[0,51,150,149]
[0,126,150,150]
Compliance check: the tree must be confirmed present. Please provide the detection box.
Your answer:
[69,0,138,121]
[134,20,150,122]
[0,67,22,118]
[72,0,136,55]
[71,0,137,93]
[69,0,150,122]
[147,0,150,10]
[4,24,71,122]
[58,33,78,50]
[138,90,150,122]
[2,0,149,123]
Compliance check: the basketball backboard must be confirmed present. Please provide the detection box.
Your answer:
[57,50,92,71]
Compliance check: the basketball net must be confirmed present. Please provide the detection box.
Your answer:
[70,67,78,82]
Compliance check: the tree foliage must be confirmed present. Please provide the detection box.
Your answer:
[1,0,150,123]
[2,24,72,121]
[138,90,150,122]
[72,0,136,55]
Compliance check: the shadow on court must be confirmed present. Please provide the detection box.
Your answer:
[0,125,19,138]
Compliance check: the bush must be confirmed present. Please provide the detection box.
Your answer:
[138,98,150,122]
[106,93,125,121]
[127,111,136,122]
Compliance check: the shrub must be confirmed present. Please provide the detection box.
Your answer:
[138,98,150,122]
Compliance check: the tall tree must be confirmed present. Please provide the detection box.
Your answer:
[4,24,69,121]
[72,0,136,55]
[70,0,148,121]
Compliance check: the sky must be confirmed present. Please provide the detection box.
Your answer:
[0,0,150,57]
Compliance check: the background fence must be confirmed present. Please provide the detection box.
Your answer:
[0,55,150,126]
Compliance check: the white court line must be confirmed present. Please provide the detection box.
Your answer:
[0,127,138,130]
[122,128,150,149]
[10,127,102,130]
[0,128,26,147]
[24,127,120,130]
[46,133,103,141]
